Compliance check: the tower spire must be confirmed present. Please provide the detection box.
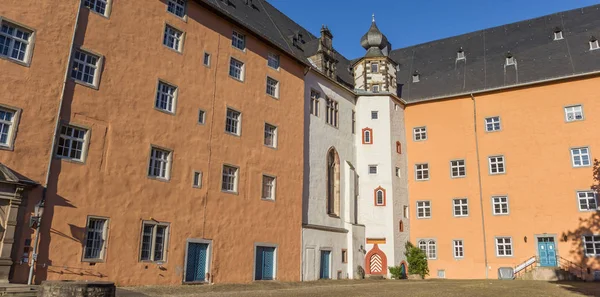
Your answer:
[372,13,375,23]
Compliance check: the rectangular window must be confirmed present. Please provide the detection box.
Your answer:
[492,196,509,215]
[453,198,468,217]
[403,205,409,219]
[84,0,109,16]
[198,109,206,124]
[578,191,598,211]
[571,147,591,167]
[418,240,436,259]
[310,90,320,117]
[352,111,356,134]
[232,31,245,50]
[453,240,464,258]
[268,52,280,69]
[261,175,276,200]
[163,25,183,52]
[229,58,244,81]
[416,201,431,218]
[325,97,339,127]
[488,155,505,174]
[496,237,513,257]
[0,19,33,63]
[193,171,202,188]
[264,123,277,148]
[371,62,379,73]
[485,116,501,132]
[368,165,378,175]
[372,85,380,93]
[155,81,177,113]
[371,111,378,119]
[70,49,100,87]
[225,108,241,135]
[564,105,583,122]
[56,124,88,162]
[341,249,348,263]
[167,0,186,18]
[395,167,401,178]
[583,235,600,256]
[450,160,466,178]
[221,165,238,193]
[140,222,169,262]
[0,107,16,148]
[415,163,429,181]
[83,217,108,261]
[266,77,279,98]
[148,147,172,180]
[203,52,211,67]
[413,127,427,141]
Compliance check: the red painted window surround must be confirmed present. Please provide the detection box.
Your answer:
[374,186,386,206]
[362,128,373,144]
[396,141,402,154]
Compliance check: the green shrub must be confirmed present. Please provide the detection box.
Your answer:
[388,265,406,279]
[404,242,429,279]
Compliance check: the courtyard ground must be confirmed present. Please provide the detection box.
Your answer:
[117,279,600,297]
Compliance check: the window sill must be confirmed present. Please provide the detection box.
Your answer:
[225,131,241,137]
[87,8,111,19]
[82,259,105,264]
[154,107,176,116]
[416,217,431,220]
[264,144,277,150]
[221,190,239,195]
[55,156,85,165]
[72,79,100,90]
[0,145,14,151]
[229,75,245,83]
[415,179,430,182]
[451,175,466,179]
[267,66,280,72]
[0,55,31,68]
[162,45,183,55]
[267,94,280,100]
[232,46,247,53]
[489,172,506,175]
[261,198,276,203]
[147,176,171,183]
[572,165,592,169]
[327,214,340,219]
[167,12,188,23]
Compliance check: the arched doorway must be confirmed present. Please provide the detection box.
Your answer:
[364,244,387,276]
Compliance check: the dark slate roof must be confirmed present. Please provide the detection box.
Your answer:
[390,4,600,102]
[0,163,37,185]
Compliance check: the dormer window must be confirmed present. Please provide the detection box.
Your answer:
[371,62,379,73]
[590,37,599,51]
[412,72,420,83]
[553,29,564,41]
[505,53,515,66]
[457,48,465,60]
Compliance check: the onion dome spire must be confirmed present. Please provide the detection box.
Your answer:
[360,14,388,57]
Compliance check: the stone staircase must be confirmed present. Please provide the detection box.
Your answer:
[517,266,582,281]
[0,284,37,297]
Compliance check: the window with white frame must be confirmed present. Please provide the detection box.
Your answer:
[325,97,339,127]
[70,49,100,86]
[453,240,464,258]
[148,147,171,180]
[193,171,202,188]
[0,20,33,63]
[56,124,88,162]
[571,147,591,167]
[266,77,279,98]
[203,52,211,67]
[492,196,509,215]
[415,163,429,181]
[232,31,245,50]
[84,0,109,16]
[198,109,206,124]
[262,175,276,200]
[229,58,244,81]
[163,25,183,52]
[371,111,378,119]
[167,0,186,18]
[583,235,600,256]
[225,108,241,135]
[375,189,385,206]
[264,123,277,148]
[221,165,238,193]
[450,160,466,178]
[155,81,177,113]
[0,107,16,148]
[485,116,501,132]
[83,217,108,261]
[268,52,280,69]
[413,127,427,141]
[417,201,431,218]
[489,155,505,174]
[368,165,378,175]
[578,191,598,211]
[453,198,468,217]
[140,222,169,262]
[418,239,436,259]
[564,105,584,122]
[371,62,379,73]
[457,50,465,60]
[310,90,320,117]
[496,237,513,257]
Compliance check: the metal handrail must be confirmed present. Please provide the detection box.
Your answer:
[513,255,537,279]
[557,256,585,279]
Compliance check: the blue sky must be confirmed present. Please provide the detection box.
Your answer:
[269,0,600,58]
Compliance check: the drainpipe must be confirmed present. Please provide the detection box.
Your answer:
[471,93,489,279]
[28,0,82,285]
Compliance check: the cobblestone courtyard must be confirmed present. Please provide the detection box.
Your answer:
[118,279,600,297]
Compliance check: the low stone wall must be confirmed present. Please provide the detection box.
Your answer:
[38,280,115,297]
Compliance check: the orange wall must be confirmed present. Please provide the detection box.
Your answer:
[2,0,304,285]
[406,76,600,279]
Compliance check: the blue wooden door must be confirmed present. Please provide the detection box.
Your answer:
[320,251,331,279]
[255,246,275,280]
[185,243,208,282]
[538,238,557,267]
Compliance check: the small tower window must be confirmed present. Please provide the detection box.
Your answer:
[372,85,380,93]
[457,48,465,60]
[590,37,599,51]
[505,52,515,66]
[371,62,379,73]
[412,72,420,83]
[553,28,564,41]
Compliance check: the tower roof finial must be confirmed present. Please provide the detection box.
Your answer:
[372,13,375,23]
